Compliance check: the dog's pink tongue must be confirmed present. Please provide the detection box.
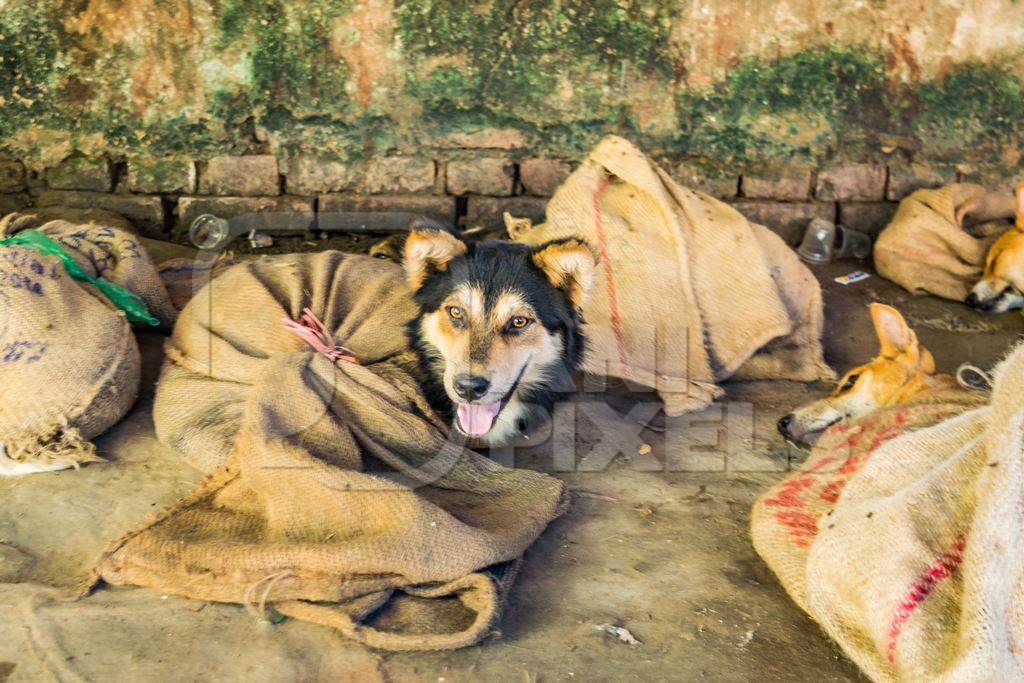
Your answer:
[457,402,501,437]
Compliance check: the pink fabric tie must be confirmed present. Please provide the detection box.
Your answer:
[281,308,360,364]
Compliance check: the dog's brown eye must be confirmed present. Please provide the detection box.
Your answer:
[447,306,463,320]
[509,316,531,330]
[838,374,860,393]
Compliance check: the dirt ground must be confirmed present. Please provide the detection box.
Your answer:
[1,251,1021,682]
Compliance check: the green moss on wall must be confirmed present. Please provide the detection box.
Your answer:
[912,63,1024,159]
[397,0,680,129]
[0,2,67,138]
[676,48,887,165]
[217,0,354,120]
[0,0,1021,175]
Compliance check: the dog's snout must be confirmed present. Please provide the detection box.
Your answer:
[965,292,981,309]
[454,375,490,401]
[777,414,794,437]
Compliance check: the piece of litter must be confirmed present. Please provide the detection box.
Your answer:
[739,629,755,646]
[638,443,652,456]
[572,489,620,502]
[594,623,641,645]
[247,230,274,249]
[257,613,287,625]
[835,270,870,285]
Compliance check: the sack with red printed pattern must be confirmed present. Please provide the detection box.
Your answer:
[751,344,1024,681]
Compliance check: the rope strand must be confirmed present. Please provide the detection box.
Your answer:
[281,308,360,364]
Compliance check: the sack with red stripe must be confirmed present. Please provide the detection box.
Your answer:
[753,342,1024,681]
[507,136,832,416]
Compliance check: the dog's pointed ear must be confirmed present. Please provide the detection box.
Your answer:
[531,238,596,308]
[503,212,534,240]
[404,229,467,290]
[870,303,927,366]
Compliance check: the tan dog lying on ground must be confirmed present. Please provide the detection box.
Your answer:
[966,183,1024,312]
[777,303,958,446]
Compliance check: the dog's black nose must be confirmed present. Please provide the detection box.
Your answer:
[454,375,490,401]
[777,414,794,436]
[965,292,980,308]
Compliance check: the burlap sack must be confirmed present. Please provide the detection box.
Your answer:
[2,211,177,327]
[510,136,832,415]
[100,251,566,651]
[873,184,1015,301]
[2,582,384,681]
[750,350,1024,680]
[0,238,141,472]
[751,388,985,610]
[157,255,237,312]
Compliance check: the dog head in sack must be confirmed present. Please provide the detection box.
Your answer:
[966,183,1024,313]
[404,221,595,445]
[778,304,942,447]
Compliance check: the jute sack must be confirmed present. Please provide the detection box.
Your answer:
[157,255,237,312]
[103,251,566,651]
[2,211,178,327]
[0,229,142,472]
[751,345,1024,680]
[873,184,1015,302]
[751,388,985,611]
[509,136,832,415]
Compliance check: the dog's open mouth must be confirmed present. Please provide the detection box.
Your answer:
[456,398,510,437]
[453,363,528,437]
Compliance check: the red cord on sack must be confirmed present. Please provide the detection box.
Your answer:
[593,174,629,375]
[885,533,966,664]
[281,308,360,364]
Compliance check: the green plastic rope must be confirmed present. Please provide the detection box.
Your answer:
[0,229,160,327]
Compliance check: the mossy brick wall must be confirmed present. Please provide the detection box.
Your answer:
[0,0,1022,241]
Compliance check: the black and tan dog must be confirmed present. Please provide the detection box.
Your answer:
[403,225,595,444]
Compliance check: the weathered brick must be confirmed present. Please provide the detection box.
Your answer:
[176,196,313,238]
[815,163,886,201]
[957,166,1018,193]
[285,156,353,195]
[10,206,136,232]
[36,190,166,237]
[0,161,25,192]
[464,197,547,231]
[886,160,957,200]
[519,158,571,196]
[447,157,515,196]
[199,155,279,196]
[318,194,455,229]
[838,202,898,237]
[0,193,29,215]
[728,200,835,245]
[674,164,738,199]
[47,157,112,192]
[127,157,196,194]
[364,157,435,194]
[431,127,528,150]
[742,164,813,201]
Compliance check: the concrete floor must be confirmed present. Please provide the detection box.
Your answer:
[1,254,1021,682]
